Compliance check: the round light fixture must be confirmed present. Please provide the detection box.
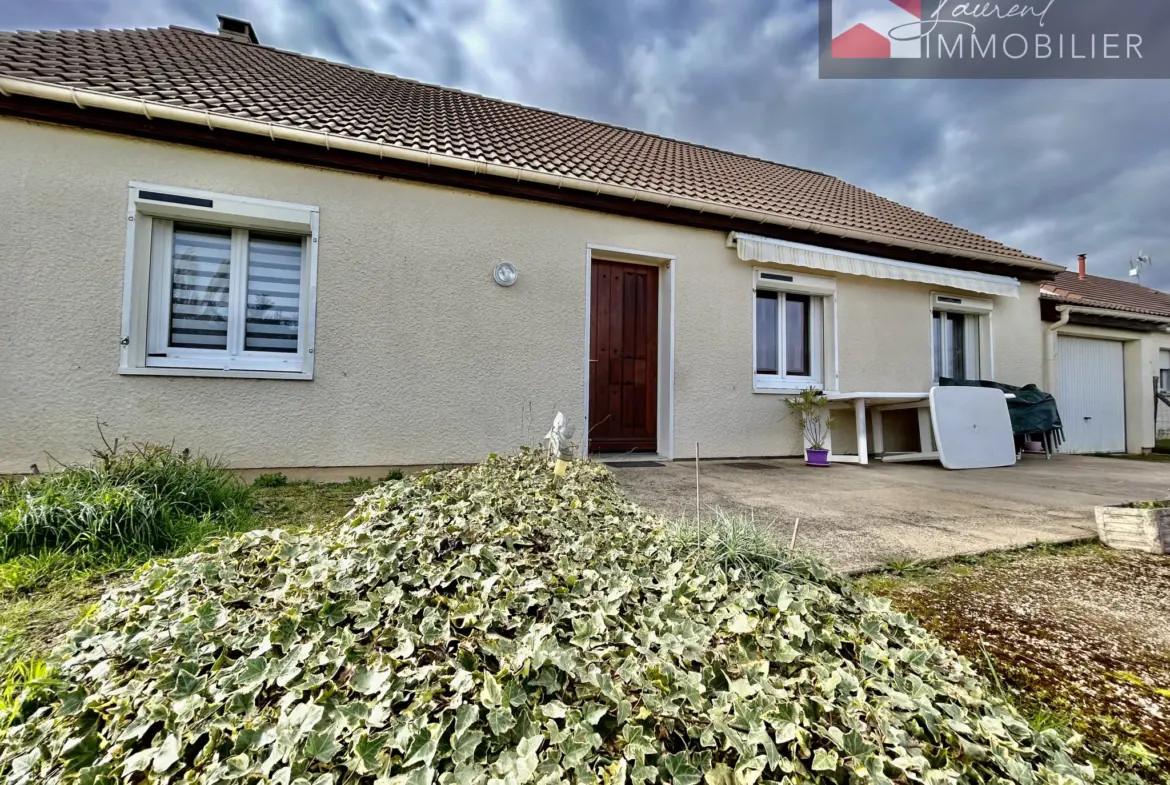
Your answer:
[493,262,518,287]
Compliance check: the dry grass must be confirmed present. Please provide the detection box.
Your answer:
[856,542,1170,781]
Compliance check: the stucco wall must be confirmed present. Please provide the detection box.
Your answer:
[0,117,1047,471]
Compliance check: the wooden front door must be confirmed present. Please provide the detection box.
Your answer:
[589,260,658,453]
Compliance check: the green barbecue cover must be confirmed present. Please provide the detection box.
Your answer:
[938,378,1064,435]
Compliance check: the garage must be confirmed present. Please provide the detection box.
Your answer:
[1056,335,1126,453]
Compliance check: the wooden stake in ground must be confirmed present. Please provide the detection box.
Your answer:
[789,518,800,551]
[694,442,700,521]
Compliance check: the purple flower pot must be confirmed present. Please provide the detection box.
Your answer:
[805,448,830,467]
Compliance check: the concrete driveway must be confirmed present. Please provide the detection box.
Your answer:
[611,456,1170,573]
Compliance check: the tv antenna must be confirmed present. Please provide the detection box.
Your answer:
[1129,251,1152,284]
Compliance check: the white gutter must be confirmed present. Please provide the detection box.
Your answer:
[0,74,1063,275]
[1040,292,1170,324]
[1049,303,1170,326]
[1044,302,1170,394]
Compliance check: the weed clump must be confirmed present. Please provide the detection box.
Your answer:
[0,441,250,562]
[252,473,289,488]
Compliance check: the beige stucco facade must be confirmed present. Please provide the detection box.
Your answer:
[0,117,1046,472]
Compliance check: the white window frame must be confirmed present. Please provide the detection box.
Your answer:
[120,183,319,380]
[930,293,992,383]
[1159,349,1170,390]
[753,269,836,393]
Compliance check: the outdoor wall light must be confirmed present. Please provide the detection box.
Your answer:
[493,262,518,287]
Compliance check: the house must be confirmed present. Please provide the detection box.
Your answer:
[0,16,1066,474]
[1041,256,1170,454]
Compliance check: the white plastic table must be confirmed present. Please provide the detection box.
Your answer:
[824,390,1015,466]
[824,392,931,466]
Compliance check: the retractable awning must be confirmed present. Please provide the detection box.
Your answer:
[728,232,1020,298]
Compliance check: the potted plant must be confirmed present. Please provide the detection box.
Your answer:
[784,387,834,467]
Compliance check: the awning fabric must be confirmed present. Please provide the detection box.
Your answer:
[728,232,1020,298]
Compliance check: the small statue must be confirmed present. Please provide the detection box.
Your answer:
[544,412,576,477]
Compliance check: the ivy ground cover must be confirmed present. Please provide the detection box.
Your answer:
[1,452,1092,783]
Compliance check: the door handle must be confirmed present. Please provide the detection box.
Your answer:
[1083,416,1092,420]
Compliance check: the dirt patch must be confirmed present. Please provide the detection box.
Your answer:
[858,544,1170,779]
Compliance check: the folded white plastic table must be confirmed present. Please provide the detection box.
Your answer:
[823,391,1014,466]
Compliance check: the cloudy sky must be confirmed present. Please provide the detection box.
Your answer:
[8,0,1169,287]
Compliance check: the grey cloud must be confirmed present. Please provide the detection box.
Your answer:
[6,0,1170,286]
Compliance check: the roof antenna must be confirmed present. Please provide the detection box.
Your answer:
[1129,250,1153,285]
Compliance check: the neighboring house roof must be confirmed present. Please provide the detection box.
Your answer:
[0,24,1056,273]
[1041,271,1170,318]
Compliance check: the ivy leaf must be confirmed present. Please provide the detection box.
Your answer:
[661,753,702,785]
[122,748,154,775]
[196,599,228,631]
[455,704,480,738]
[837,728,874,758]
[784,614,811,640]
[481,672,503,707]
[488,707,516,736]
[632,763,658,785]
[352,733,389,774]
[404,727,440,768]
[267,655,302,688]
[811,749,839,772]
[450,669,475,694]
[303,731,341,762]
[514,735,544,783]
[452,730,484,765]
[727,612,757,634]
[702,763,733,785]
[582,703,608,725]
[153,734,181,774]
[237,657,269,688]
[172,670,204,699]
[621,724,657,763]
[352,665,391,695]
[11,747,43,779]
[540,701,569,719]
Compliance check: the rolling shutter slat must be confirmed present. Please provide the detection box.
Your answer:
[170,226,231,350]
[245,234,302,353]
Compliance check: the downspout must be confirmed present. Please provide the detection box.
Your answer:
[1045,304,1072,394]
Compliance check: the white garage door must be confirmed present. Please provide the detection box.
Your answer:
[1057,335,1126,453]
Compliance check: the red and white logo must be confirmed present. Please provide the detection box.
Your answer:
[831,0,923,58]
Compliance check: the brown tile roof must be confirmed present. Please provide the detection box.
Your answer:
[1042,271,1170,318]
[0,24,1051,269]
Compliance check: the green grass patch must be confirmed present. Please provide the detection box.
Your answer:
[252,479,371,532]
[0,442,251,561]
[1093,451,1170,463]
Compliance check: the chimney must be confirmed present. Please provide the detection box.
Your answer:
[1077,253,1087,280]
[217,15,259,44]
